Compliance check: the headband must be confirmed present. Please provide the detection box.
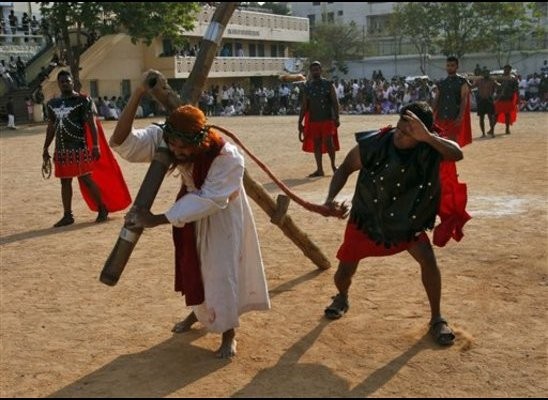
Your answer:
[154,122,209,145]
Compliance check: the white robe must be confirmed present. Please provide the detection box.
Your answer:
[112,125,271,333]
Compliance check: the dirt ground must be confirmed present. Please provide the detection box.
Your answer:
[0,111,546,398]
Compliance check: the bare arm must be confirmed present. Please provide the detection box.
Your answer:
[42,117,55,161]
[330,83,340,127]
[402,110,463,161]
[432,84,440,114]
[86,98,100,159]
[298,89,308,131]
[109,85,147,146]
[457,83,470,121]
[325,145,362,204]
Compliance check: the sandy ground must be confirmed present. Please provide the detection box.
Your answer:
[0,112,547,398]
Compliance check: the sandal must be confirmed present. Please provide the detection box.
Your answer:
[429,316,455,346]
[324,293,349,320]
[53,212,74,228]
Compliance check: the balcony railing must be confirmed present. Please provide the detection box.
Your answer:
[174,56,301,78]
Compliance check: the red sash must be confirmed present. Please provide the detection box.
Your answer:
[172,140,225,306]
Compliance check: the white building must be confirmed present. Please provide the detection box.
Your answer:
[288,2,548,79]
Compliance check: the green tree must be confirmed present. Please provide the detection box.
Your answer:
[294,22,362,78]
[390,3,440,75]
[474,2,544,67]
[39,2,200,90]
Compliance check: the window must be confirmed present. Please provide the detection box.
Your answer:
[327,12,334,23]
[338,10,343,16]
[313,2,320,5]
[308,14,315,27]
[90,80,98,99]
[121,80,131,98]
[258,43,265,57]
[249,43,256,57]
[162,38,173,56]
[271,44,278,57]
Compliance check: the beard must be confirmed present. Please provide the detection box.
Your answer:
[174,154,196,164]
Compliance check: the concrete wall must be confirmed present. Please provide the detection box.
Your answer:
[341,50,548,81]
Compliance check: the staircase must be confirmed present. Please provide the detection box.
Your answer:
[2,87,39,125]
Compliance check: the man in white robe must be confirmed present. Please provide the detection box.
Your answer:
[109,81,270,358]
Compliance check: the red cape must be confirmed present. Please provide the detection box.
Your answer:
[495,92,519,124]
[301,112,340,153]
[433,160,472,247]
[435,94,472,148]
[432,109,472,247]
[78,119,132,212]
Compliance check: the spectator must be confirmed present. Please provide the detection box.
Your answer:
[21,12,30,41]
[25,96,33,122]
[30,15,39,35]
[6,97,16,129]
[8,10,17,35]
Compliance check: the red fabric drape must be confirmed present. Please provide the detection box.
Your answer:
[79,119,132,212]
[301,112,340,153]
[172,140,225,306]
[433,160,472,247]
[435,94,472,148]
[495,92,519,124]
[431,115,472,247]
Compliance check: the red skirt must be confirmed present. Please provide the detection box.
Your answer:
[336,222,430,262]
[495,92,518,124]
[302,113,340,153]
[54,148,95,178]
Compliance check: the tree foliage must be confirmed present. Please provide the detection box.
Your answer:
[472,2,544,67]
[294,22,362,78]
[432,2,487,58]
[390,1,542,68]
[39,2,200,89]
[389,3,440,75]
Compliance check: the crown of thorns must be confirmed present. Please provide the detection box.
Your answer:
[154,122,209,145]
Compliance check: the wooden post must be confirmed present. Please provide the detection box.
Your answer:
[243,171,331,270]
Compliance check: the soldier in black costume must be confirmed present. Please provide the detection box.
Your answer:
[322,102,463,346]
[42,70,108,227]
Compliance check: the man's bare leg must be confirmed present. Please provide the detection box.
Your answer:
[326,136,337,173]
[171,311,198,333]
[216,328,237,359]
[308,137,324,177]
[479,116,486,137]
[487,113,495,136]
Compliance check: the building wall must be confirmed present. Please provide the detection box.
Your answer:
[342,49,548,81]
[288,2,396,29]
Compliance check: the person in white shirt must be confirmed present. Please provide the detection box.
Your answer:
[109,80,271,358]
